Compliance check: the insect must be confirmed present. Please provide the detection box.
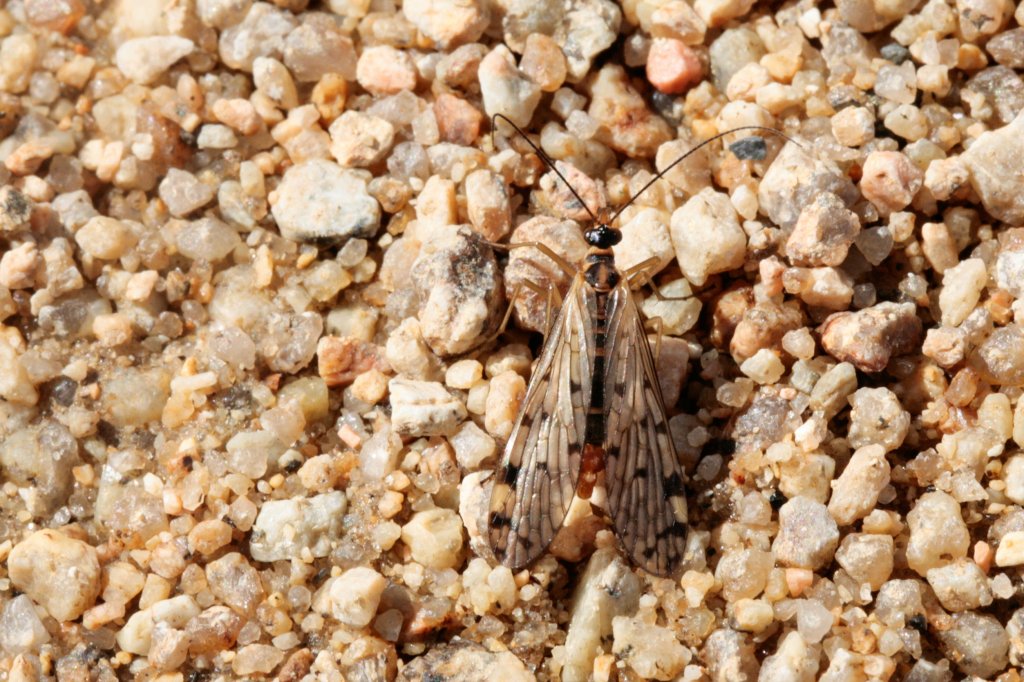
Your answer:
[487,114,790,576]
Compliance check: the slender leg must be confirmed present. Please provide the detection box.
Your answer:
[624,260,692,303]
[483,279,563,344]
[487,240,577,279]
[647,315,665,365]
[624,256,663,289]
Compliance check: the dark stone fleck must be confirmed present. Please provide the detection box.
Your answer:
[880,43,910,64]
[729,136,767,161]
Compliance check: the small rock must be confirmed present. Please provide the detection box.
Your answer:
[271,159,380,243]
[148,623,190,671]
[390,378,467,437]
[847,387,909,451]
[701,629,759,682]
[830,105,875,147]
[411,228,503,356]
[709,27,765,92]
[0,594,50,655]
[504,216,588,332]
[0,186,32,232]
[218,3,297,72]
[384,318,442,381]
[969,324,1024,386]
[646,38,702,95]
[671,187,745,286]
[0,242,37,289]
[988,27,1024,69]
[357,45,418,96]
[828,444,890,526]
[730,300,803,363]
[995,229,1024,297]
[589,64,672,158]
[401,508,464,569]
[740,348,784,384]
[927,559,993,611]
[785,192,861,267]
[759,631,819,681]
[695,0,755,26]
[996,530,1024,566]
[185,605,243,655]
[158,169,215,218]
[860,150,923,216]
[642,279,702,336]
[772,497,840,570]
[937,612,1009,678]
[519,33,567,92]
[464,170,511,241]
[284,14,357,82]
[249,492,347,562]
[715,548,772,601]
[233,643,285,676]
[398,639,533,682]
[7,529,101,621]
[562,547,641,682]
[478,45,541,129]
[177,218,240,262]
[920,221,960,273]
[329,111,395,168]
[612,617,690,680]
[906,491,969,575]
[323,567,387,627]
[961,109,1024,224]
[614,207,674,276]
[317,335,385,387]
[759,140,857,230]
[939,258,987,327]
[820,301,922,372]
[115,37,194,85]
[449,420,496,470]
[205,552,265,617]
[834,533,893,590]
[485,370,526,440]
[402,0,488,49]
[923,326,966,368]
[434,94,484,146]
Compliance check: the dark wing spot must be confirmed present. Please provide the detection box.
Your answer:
[634,467,648,479]
[502,464,521,484]
[664,472,684,497]
[657,520,687,539]
[489,512,511,528]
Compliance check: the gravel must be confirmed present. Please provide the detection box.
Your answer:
[3,0,1024,678]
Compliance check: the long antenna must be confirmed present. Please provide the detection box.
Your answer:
[492,114,800,228]
[491,113,600,224]
[608,126,799,225]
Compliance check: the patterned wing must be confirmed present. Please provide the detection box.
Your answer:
[602,281,689,577]
[488,274,597,570]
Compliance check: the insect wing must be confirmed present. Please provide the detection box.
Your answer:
[488,275,597,570]
[602,283,689,576]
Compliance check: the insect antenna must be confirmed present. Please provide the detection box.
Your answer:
[491,113,600,224]
[608,126,800,226]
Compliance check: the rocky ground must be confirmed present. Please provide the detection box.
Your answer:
[1,0,1024,679]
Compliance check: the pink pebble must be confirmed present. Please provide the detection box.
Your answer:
[646,38,703,95]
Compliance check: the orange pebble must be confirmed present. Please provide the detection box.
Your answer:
[974,540,994,574]
[646,38,703,95]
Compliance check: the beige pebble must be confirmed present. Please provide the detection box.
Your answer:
[8,529,101,621]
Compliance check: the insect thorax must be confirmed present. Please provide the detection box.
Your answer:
[583,251,620,290]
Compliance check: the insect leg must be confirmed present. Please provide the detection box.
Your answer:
[483,279,563,345]
[647,314,665,365]
[487,240,577,279]
[623,256,665,290]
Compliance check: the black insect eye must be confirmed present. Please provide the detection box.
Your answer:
[585,225,621,248]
